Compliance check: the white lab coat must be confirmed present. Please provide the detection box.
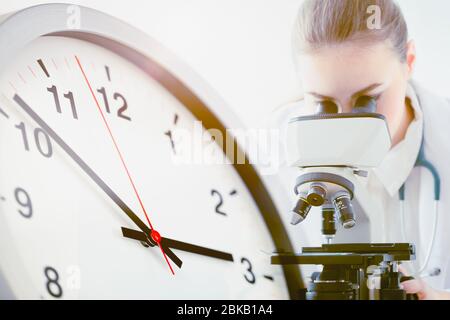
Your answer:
[405,79,450,290]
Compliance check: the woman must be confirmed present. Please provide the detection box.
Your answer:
[279,0,450,299]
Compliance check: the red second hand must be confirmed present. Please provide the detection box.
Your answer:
[75,55,175,275]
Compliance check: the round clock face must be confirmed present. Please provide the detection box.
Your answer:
[0,33,296,299]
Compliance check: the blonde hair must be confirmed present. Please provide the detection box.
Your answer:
[292,0,408,63]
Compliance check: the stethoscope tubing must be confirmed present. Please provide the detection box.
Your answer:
[399,133,441,278]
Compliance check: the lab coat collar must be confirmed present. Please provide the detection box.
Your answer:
[371,81,424,197]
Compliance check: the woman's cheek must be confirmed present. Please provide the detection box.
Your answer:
[376,94,404,140]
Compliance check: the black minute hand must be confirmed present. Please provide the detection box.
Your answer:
[13,94,182,268]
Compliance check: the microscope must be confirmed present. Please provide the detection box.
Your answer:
[272,97,418,300]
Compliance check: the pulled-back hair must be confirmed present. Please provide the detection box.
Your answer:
[292,0,408,62]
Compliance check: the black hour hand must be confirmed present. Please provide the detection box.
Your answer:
[121,227,234,263]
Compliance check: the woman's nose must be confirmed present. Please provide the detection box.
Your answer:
[341,106,352,113]
[340,101,354,113]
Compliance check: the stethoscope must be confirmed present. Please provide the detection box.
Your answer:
[399,131,441,278]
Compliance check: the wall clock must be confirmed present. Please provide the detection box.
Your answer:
[0,3,302,299]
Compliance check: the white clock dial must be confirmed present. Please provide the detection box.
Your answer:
[0,4,302,300]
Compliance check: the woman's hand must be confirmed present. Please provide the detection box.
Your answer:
[399,265,450,300]
[401,278,450,300]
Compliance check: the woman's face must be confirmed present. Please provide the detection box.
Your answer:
[297,41,415,145]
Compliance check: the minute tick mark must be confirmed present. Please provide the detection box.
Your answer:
[37,59,50,78]
[263,275,274,281]
[105,65,111,81]
[0,108,8,119]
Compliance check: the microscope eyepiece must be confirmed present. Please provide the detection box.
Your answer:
[316,100,339,114]
[352,96,377,113]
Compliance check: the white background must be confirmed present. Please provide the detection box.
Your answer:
[2,0,450,130]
